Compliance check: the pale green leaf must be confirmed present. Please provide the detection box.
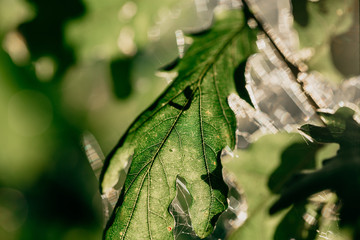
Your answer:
[225,133,301,240]
[100,10,258,239]
[224,133,339,240]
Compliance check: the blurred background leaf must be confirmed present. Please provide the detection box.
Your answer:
[223,133,344,240]
[224,133,304,239]
[271,108,360,238]
[292,0,358,83]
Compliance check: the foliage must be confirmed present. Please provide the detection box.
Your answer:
[271,107,360,238]
[292,0,355,82]
[101,0,359,239]
[224,133,318,239]
[101,0,360,239]
[0,0,359,240]
[101,11,257,239]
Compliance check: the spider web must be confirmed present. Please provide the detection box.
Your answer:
[83,130,249,239]
[82,132,129,225]
[169,171,248,240]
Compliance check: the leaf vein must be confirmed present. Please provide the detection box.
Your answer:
[213,64,234,145]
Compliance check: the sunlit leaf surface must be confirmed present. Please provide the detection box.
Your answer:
[101,10,258,239]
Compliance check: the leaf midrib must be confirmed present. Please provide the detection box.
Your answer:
[127,25,246,136]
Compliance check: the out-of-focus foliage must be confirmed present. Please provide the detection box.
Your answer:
[67,0,178,60]
[223,133,341,240]
[271,107,360,238]
[292,0,358,83]
[0,1,103,238]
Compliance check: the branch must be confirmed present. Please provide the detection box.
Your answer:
[242,0,322,111]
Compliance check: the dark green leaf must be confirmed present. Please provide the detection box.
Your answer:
[268,142,319,194]
[271,107,360,238]
[233,60,254,108]
[101,10,258,239]
[273,201,319,240]
[110,57,134,99]
[299,107,360,146]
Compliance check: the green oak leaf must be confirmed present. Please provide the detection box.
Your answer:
[299,107,359,146]
[100,10,257,239]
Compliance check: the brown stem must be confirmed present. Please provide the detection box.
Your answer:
[242,0,322,111]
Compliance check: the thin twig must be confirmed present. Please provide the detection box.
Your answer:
[242,0,322,111]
